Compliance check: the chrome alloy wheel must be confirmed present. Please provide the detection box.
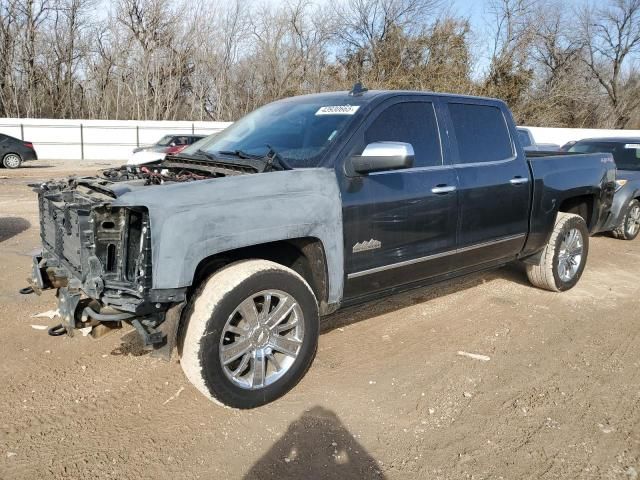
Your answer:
[219,290,305,390]
[3,154,21,168]
[557,228,584,282]
[626,204,640,237]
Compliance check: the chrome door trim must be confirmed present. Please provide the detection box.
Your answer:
[347,233,526,279]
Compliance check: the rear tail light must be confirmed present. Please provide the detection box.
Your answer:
[24,142,33,149]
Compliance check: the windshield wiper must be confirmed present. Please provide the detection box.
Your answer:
[218,146,293,172]
[218,149,261,160]
[263,144,293,171]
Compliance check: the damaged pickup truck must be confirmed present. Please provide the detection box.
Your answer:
[29,87,616,408]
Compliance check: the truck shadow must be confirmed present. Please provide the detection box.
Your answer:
[0,217,30,243]
[321,264,529,334]
[243,405,385,480]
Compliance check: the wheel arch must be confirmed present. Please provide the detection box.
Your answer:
[558,194,596,231]
[190,237,333,315]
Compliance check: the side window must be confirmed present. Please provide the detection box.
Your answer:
[448,103,514,164]
[364,102,442,168]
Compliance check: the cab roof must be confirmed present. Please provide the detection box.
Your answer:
[275,89,506,107]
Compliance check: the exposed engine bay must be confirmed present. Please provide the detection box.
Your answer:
[103,164,211,185]
[102,157,258,187]
[27,156,259,355]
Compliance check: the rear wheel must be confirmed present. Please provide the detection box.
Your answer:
[526,212,589,292]
[612,199,640,241]
[2,153,22,169]
[180,260,319,409]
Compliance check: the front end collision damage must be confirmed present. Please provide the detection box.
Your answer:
[29,167,344,359]
[30,178,187,357]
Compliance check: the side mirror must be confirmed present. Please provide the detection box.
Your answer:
[169,142,176,147]
[350,141,415,174]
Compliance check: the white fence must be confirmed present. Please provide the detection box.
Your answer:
[0,118,232,160]
[1,116,639,161]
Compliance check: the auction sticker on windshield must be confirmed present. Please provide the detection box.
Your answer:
[316,105,360,115]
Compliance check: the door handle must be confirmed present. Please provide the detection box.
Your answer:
[510,176,529,185]
[431,185,457,194]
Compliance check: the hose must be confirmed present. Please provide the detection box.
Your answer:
[81,306,135,323]
[48,324,67,336]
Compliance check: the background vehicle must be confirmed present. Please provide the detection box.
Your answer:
[0,133,37,168]
[30,89,615,408]
[560,140,577,151]
[128,134,205,165]
[517,127,561,151]
[569,137,640,240]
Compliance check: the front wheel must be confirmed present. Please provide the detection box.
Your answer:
[526,212,589,292]
[180,260,319,409]
[612,199,640,241]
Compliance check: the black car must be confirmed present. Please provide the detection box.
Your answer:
[0,134,38,168]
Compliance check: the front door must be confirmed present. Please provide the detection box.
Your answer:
[338,97,459,300]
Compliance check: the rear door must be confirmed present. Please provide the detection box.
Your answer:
[444,100,530,269]
[339,96,459,299]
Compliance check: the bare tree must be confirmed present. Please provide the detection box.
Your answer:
[579,0,640,128]
[0,0,639,128]
[333,0,441,84]
[482,0,537,115]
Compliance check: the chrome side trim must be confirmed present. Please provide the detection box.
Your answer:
[347,233,526,279]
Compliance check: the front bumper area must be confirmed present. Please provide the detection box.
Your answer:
[30,252,186,356]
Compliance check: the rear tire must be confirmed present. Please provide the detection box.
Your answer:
[2,153,22,169]
[526,212,589,292]
[612,199,640,241]
[180,260,319,409]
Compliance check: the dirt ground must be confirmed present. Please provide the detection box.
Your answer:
[0,160,639,480]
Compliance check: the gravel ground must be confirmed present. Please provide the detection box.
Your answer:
[0,160,639,479]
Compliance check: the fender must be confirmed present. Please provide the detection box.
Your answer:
[112,168,345,305]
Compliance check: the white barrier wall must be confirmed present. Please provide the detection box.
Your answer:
[523,126,640,148]
[0,118,232,160]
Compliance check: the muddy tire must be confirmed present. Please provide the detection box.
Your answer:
[526,212,589,292]
[612,199,640,241]
[2,153,22,169]
[179,260,319,409]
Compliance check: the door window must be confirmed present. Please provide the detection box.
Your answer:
[363,102,442,168]
[448,103,514,164]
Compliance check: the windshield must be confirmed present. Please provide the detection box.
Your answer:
[156,135,174,147]
[183,100,362,168]
[569,141,640,171]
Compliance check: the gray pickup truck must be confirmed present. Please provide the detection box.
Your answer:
[29,88,616,408]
